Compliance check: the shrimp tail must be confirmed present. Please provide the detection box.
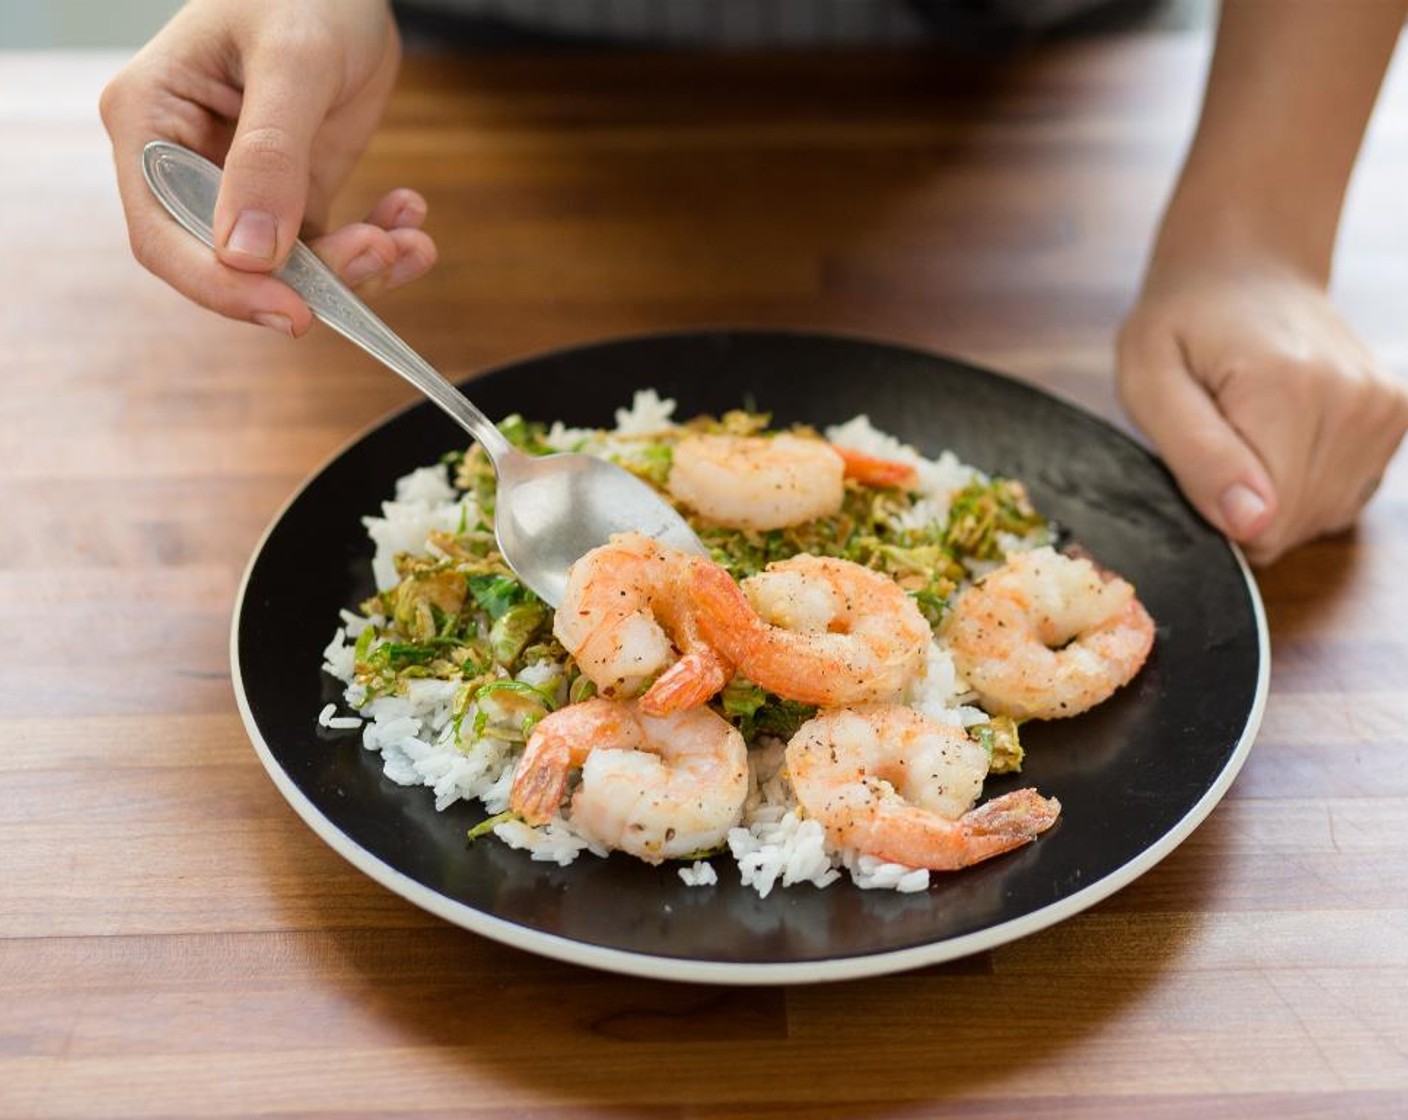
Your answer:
[638,646,732,716]
[957,789,1061,855]
[509,741,570,826]
[509,698,638,825]
[860,787,1061,870]
[834,445,919,490]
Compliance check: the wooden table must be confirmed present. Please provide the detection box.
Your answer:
[4,35,1407,1119]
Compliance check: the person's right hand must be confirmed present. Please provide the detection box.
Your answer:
[99,0,436,337]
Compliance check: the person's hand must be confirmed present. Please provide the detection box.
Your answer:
[99,0,436,336]
[1117,257,1408,565]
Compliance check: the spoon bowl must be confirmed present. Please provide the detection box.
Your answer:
[141,140,704,605]
[495,450,704,605]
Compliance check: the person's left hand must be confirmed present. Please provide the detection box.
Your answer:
[1117,257,1408,566]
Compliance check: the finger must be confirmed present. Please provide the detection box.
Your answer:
[1229,352,1405,561]
[365,188,429,231]
[101,89,314,334]
[130,186,312,333]
[1300,370,1408,536]
[212,31,342,273]
[131,191,312,333]
[384,226,438,289]
[309,222,399,288]
[1117,325,1278,542]
[308,222,437,294]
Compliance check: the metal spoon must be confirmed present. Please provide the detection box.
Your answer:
[142,140,703,607]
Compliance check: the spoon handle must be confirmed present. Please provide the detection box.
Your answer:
[140,140,511,461]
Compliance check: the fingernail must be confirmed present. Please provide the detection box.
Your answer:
[1218,483,1268,538]
[252,312,293,336]
[226,210,278,261]
[393,198,427,227]
[344,249,385,286]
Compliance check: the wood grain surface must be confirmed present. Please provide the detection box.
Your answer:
[3,34,1408,1119]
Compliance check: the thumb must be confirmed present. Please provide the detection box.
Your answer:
[212,37,339,272]
[1117,327,1278,542]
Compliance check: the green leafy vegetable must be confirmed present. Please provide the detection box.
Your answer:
[467,573,537,621]
[470,678,558,742]
[467,811,516,842]
[489,602,550,667]
[718,678,816,741]
[973,716,1024,774]
[943,479,1046,562]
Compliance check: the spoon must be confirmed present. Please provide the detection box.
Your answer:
[141,140,704,607]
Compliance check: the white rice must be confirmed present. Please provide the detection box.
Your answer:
[316,701,363,731]
[845,852,931,893]
[318,393,1022,895]
[493,818,603,865]
[679,861,719,887]
[825,414,981,532]
[541,389,678,456]
[361,465,466,591]
[904,641,989,728]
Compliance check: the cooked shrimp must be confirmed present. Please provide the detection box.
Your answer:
[786,705,1060,870]
[942,545,1155,720]
[509,698,749,863]
[667,433,846,530]
[552,532,729,713]
[690,554,931,706]
[832,445,919,490]
[667,433,920,530]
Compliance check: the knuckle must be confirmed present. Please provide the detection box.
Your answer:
[228,125,300,179]
[99,57,166,130]
[1368,360,1408,398]
[128,226,159,273]
[1278,357,1326,397]
[97,75,127,129]
[1344,364,1406,428]
[1386,384,1408,437]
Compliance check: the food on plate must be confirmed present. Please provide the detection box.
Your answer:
[942,546,1156,720]
[688,553,932,708]
[319,392,1153,895]
[786,704,1060,870]
[550,530,729,715]
[665,431,924,532]
[509,698,748,864]
[666,432,846,530]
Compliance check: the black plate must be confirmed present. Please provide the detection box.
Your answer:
[233,329,1267,983]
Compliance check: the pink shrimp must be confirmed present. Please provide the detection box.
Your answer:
[941,546,1155,720]
[665,433,919,531]
[552,532,730,715]
[508,698,748,863]
[689,554,931,707]
[786,705,1060,870]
